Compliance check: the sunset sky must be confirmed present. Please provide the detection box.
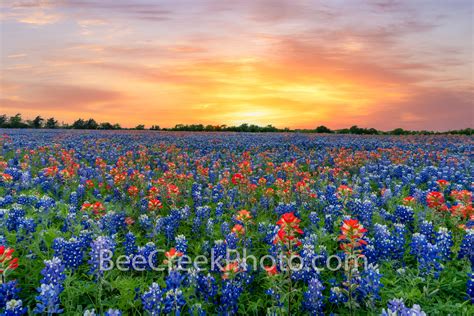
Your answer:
[1,0,473,130]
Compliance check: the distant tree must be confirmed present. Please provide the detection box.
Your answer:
[150,125,160,130]
[0,115,7,127]
[391,128,407,135]
[72,118,85,129]
[315,125,332,133]
[99,122,114,130]
[9,113,27,128]
[30,115,44,128]
[113,123,121,130]
[135,124,145,130]
[45,117,59,129]
[84,118,98,129]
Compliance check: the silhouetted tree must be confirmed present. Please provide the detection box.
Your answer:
[315,125,332,133]
[45,117,59,129]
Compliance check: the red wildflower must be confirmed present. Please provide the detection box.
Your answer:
[337,185,353,199]
[436,179,450,190]
[127,186,139,197]
[403,196,416,205]
[273,212,303,247]
[222,262,240,280]
[338,219,367,252]
[232,224,245,236]
[0,246,18,276]
[231,173,245,185]
[1,173,13,183]
[426,191,445,209]
[125,217,135,226]
[148,198,163,211]
[236,209,252,222]
[165,247,183,259]
[264,265,278,276]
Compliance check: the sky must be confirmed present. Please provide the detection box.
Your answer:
[1,0,473,130]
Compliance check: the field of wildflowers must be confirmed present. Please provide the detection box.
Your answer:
[0,130,473,315]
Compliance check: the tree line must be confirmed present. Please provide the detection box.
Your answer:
[0,113,472,135]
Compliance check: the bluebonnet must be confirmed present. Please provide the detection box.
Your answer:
[293,234,320,282]
[196,273,218,302]
[163,271,186,315]
[265,288,283,308]
[392,224,407,261]
[419,220,434,242]
[104,309,122,316]
[219,280,243,315]
[34,257,66,314]
[458,229,474,267]
[141,283,163,316]
[39,257,66,287]
[5,207,25,232]
[394,205,414,227]
[211,240,226,272]
[467,273,474,304]
[4,299,27,315]
[215,202,224,218]
[221,221,230,236]
[373,224,394,261]
[175,235,188,254]
[309,212,319,227]
[138,214,152,231]
[189,303,206,316]
[1,281,21,310]
[357,264,383,306]
[53,237,84,270]
[348,199,373,227]
[225,233,238,250]
[435,227,453,261]
[381,298,426,316]
[88,236,115,280]
[123,232,137,256]
[34,284,64,314]
[136,242,158,270]
[99,211,126,234]
[410,233,442,278]
[328,286,347,305]
[302,277,325,315]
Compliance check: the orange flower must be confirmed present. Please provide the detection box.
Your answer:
[264,265,278,276]
[426,191,445,209]
[148,198,163,211]
[436,179,450,190]
[273,212,303,247]
[232,224,245,236]
[0,246,18,275]
[337,185,353,199]
[85,180,95,189]
[338,219,367,252]
[128,186,139,197]
[1,173,13,183]
[165,248,183,259]
[222,262,240,279]
[125,217,135,226]
[236,209,252,222]
[403,196,416,205]
[451,190,472,205]
[231,173,244,185]
[163,247,183,265]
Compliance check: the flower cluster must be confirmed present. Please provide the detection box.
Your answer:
[0,246,18,281]
[34,257,66,314]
